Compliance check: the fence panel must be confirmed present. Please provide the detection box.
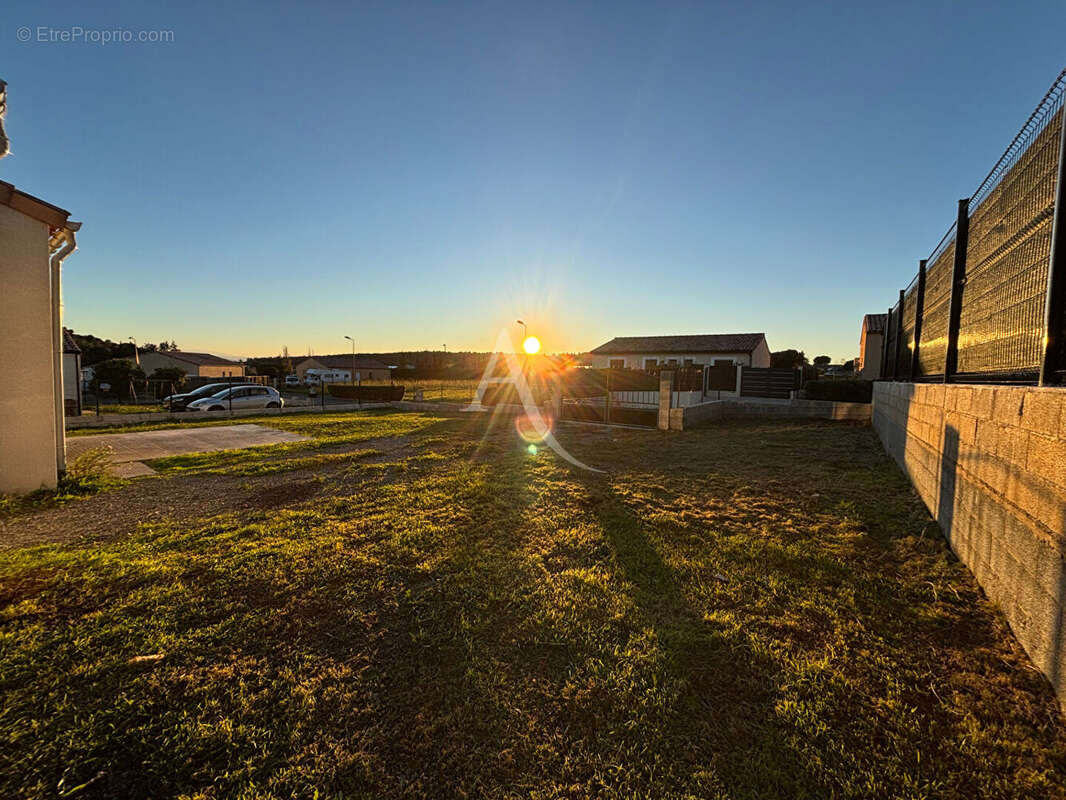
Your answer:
[917,235,955,377]
[740,367,801,399]
[898,278,919,377]
[883,69,1066,385]
[956,105,1063,378]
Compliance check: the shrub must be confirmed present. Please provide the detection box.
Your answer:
[60,446,118,495]
[804,379,873,404]
[327,384,405,401]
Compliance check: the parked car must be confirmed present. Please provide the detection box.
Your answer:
[186,385,284,412]
[162,382,232,412]
[284,374,301,387]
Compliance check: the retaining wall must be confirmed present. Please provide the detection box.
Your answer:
[872,381,1066,706]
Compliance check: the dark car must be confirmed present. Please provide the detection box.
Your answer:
[162,382,233,411]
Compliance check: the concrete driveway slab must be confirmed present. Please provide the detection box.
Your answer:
[67,424,309,468]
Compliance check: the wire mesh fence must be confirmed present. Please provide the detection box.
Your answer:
[882,68,1066,384]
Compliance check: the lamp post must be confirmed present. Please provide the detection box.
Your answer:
[128,337,139,367]
[344,335,356,385]
[516,320,527,344]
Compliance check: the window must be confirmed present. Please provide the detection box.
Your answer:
[254,387,269,396]
[667,359,679,367]
[609,359,625,369]
[683,358,694,367]
[644,358,658,370]
[713,359,734,367]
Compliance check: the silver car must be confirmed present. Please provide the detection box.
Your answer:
[186,385,284,412]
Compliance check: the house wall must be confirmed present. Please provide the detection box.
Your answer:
[859,331,884,379]
[0,204,58,493]
[872,382,1066,707]
[62,352,81,416]
[586,351,754,369]
[139,351,245,379]
[751,338,771,368]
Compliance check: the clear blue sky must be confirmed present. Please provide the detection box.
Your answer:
[3,1,1064,360]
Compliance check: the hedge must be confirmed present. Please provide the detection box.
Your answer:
[803,379,873,404]
[326,384,405,401]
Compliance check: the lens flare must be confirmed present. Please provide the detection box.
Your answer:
[523,336,541,354]
[515,411,553,445]
[527,444,538,455]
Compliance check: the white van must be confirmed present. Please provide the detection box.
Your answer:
[284,374,301,387]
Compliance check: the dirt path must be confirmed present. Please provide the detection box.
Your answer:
[1,436,415,550]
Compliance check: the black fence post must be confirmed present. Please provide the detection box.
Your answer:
[944,198,970,381]
[910,259,927,380]
[881,306,893,379]
[1039,112,1066,385]
[893,289,905,379]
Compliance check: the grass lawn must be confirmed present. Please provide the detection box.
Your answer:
[2,411,1065,798]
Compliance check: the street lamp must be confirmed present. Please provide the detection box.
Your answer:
[128,336,139,366]
[344,335,356,385]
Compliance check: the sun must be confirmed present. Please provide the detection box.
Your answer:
[523,336,541,355]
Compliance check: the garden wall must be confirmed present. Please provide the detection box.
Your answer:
[872,382,1066,706]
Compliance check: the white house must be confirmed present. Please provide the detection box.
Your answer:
[586,333,771,370]
[858,314,887,379]
[62,328,82,416]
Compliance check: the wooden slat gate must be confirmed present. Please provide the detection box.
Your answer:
[740,367,801,399]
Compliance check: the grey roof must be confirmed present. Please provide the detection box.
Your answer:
[863,314,888,334]
[62,328,80,354]
[157,351,241,366]
[590,333,766,355]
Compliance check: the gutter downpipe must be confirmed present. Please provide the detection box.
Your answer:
[49,223,80,475]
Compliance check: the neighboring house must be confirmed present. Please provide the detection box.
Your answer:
[293,355,391,382]
[139,350,246,379]
[0,180,80,493]
[586,333,771,370]
[62,328,82,417]
[858,314,888,379]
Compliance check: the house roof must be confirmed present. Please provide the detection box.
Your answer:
[590,333,767,355]
[0,180,70,229]
[296,354,390,370]
[62,328,81,354]
[863,314,888,334]
[152,351,241,367]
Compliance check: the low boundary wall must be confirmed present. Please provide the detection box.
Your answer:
[665,398,871,430]
[872,382,1066,706]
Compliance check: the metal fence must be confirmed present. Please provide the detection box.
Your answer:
[882,68,1066,385]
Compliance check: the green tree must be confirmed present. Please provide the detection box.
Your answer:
[813,355,831,367]
[93,359,146,401]
[150,366,187,390]
[770,349,808,368]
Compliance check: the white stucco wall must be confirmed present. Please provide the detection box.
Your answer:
[63,352,81,415]
[586,351,754,369]
[0,204,58,493]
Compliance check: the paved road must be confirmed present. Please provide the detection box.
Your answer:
[67,424,309,477]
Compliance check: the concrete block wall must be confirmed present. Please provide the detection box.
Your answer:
[664,398,871,430]
[872,382,1066,704]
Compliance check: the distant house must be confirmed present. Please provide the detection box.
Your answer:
[138,350,246,379]
[62,328,82,416]
[858,314,888,379]
[293,355,391,382]
[587,333,771,369]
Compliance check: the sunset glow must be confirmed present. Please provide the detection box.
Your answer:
[523,336,541,355]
